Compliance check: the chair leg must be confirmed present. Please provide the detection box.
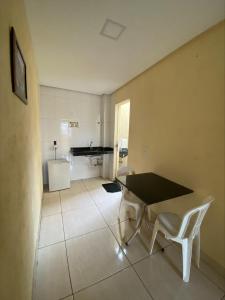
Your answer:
[194,231,200,268]
[135,205,143,225]
[149,220,159,255]
[147,206,151,222]
[182,238,193,282]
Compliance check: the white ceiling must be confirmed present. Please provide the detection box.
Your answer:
[25,0,225,95]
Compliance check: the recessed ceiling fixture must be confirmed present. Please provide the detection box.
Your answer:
[100,18,126,40]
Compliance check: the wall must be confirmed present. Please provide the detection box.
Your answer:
[0,0,43,299]
[112,21,225,273]
[40,85,106,182]
[101,94,114,179]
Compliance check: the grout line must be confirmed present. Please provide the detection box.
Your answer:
[59,190,74,296]
[38,221,109,250]
[84,179,156,299]
[41,211,62,218]
[85,179,169,300]
[87,183,168,263]
[39,179,133,299]
[85,181,171,263]
[73,265,131,295]
[41,211,62,219]
[131,263,155,300]
[38,239,65,250]
[58,294,74,300]
[63,226,108,244]
[130,243,173,266]
[40,179,225,299]
[65,179,136,297]
[61,203,100,216]
[39,180,153,299]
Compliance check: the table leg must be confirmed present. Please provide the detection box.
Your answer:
[125,205,146,246]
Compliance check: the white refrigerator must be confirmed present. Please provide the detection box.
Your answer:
[48,159,71,191]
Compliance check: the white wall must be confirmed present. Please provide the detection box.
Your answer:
[101,94,114,179]
[40,85,103,183]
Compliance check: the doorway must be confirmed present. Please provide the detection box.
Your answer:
[113,100,130,177]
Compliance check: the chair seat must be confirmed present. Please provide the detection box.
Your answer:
[158,212,181,236]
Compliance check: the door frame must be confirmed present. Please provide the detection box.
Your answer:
[113,99,130,179]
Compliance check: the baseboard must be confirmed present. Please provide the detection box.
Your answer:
[201,250,225,279]
[32,191,43,299]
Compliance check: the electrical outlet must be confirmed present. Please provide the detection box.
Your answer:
[69,121,79,128]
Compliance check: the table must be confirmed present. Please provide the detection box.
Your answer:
[116,172,193,245]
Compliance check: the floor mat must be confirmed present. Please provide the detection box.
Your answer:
[102,182,121,193]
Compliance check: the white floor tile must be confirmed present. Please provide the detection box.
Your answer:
[110,217,172,264]
[39,214,64,247]
[42,192,61,217]
[83,177,111,191]
[134,245,224,300]
[38,177,224,300]
[70,179,86,192]
[34,242,72,300]
[66,228,129,292]
[96,195,128,225]
[110,220,149,264]
[75,267,152,300]
[60,189,95,212]
[43,191,59,199]
[62,206,106,239]
[90,186,121,206]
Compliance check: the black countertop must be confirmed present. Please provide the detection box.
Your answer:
[71,146,113,156]
[116,172,193,205]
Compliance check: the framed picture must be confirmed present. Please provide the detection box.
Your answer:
[10,27,27,104]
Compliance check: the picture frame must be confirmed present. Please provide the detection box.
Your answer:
[10,27,27,104]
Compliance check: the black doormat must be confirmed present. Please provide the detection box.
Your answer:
[102,182,121,193]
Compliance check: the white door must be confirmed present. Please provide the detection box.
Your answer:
[114,100,130,177]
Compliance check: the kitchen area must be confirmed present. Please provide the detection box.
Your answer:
[40,85,115,190]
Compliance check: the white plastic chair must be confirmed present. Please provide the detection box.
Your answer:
[117,165,135,177]
[117,166,144,226]
[149,196,214,282]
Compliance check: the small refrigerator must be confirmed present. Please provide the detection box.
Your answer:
[48,159,71,191]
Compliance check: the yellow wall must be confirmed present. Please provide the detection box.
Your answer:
[0,0,43,299]
[112,21,225,272]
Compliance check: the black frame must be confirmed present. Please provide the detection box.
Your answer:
[10,27,27,104]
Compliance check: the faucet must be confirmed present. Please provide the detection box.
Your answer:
[89,141,93,150]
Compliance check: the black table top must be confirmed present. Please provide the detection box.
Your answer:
[116,172,193,205]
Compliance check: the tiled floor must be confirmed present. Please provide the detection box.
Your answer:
[34,177,225,300]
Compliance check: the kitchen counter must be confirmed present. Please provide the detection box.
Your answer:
[70,147,113,156]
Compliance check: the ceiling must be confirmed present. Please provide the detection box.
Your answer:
[25,0,225,95]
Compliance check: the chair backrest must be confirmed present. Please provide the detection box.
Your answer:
[117,165,135,177]
[177,196,214,239]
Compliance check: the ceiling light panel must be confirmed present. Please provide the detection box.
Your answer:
[100,18,126,40]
